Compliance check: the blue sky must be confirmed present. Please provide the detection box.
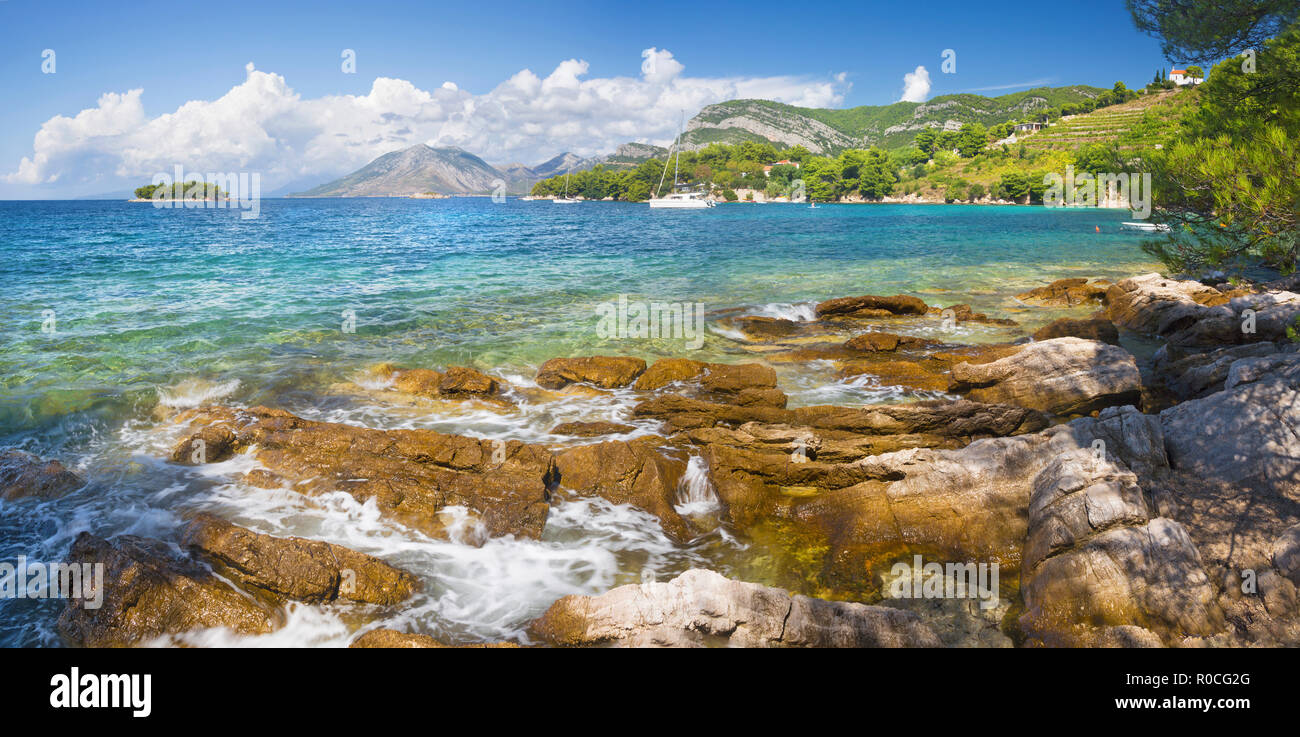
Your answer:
[0,0,1171,198]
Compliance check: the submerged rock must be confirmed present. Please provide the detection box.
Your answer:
[1016,277,1108,307]
[635,359,786,407]
[170,406,557,539]
[843,331,938,352]
[181,513,417,605]
[535,356,647,389]
[0,449,83,501]
[529,568,943,647]
[950,337,1141,415]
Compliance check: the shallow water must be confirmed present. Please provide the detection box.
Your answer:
[0,198,1160,646]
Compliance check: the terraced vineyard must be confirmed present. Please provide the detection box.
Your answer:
[1020,89,1193,151]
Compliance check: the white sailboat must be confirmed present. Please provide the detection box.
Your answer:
[648,113,715,209]
[1120,221,1169,232]
[553,168,580,204]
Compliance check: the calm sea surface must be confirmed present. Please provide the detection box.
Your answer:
[0,198,1159,646]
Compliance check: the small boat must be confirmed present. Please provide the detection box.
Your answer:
[553,169,580,204]
[648,111,716,210]
[649,191,714,209]
[1120,221,1170,232]
[809,201,818,209]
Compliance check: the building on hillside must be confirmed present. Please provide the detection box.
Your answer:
[763,159,801,176]
[1169,68,1204,86]
[1013,122,1044,134]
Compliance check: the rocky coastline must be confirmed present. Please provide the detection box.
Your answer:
[6,271,1300,648]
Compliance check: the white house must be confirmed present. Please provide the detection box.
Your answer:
[1169,68,1204,86]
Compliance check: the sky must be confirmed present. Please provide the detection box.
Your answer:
[0,0,1173,198]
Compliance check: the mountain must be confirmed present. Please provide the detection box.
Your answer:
[599,142,669,167]
[681,85,1109,153]
[293,144,508,196]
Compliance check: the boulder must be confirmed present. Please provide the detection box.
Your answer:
[437,366,504,397]
[950,337,1141,415]
[816,294,929,318]
[936,304,1019,327]
[1106,273,1300,347]
[0,449,83,501]
[170,406,557,539]
[57,532,279,647]
[528,568,943,647]
[1032,317,1119,345]
[1152,342,1279,399]
[181,513,417,605]
[377,365,506,399]
[1016,278,1108,307]
[554,438,691,541]
[535,356,647,389]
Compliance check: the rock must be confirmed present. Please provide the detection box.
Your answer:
[181,513,418,605]
[549,421,637,437]
[816,294,929,318]
[700,362,777,395]
[1153,342,1279,399]
[1224,351,1299,390]
[350,629,444,648]
[536,356,647,389]
[392,368,445,396]
[837,357,952,392]
[57,532,279,647]
[528,569,943,647]
[170,406,557,539]
[348,629,520,648]
[437,366,504,397]
[634,358,708,390]
[1106,273,1300,347]
[950,337,1141,415]
[377,365,506,399]
[1159,360,1300,486]
[1016,278,1108,307]
[554,438,691,541]
[633,394,1047,438]
[1032,317,1119,345]
[844,331,937,352]
[937,304,1019,327]
[1273,525,1300,586]
[0,449,83,501]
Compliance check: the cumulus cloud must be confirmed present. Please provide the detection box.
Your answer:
[900,65,931,103]
[6,49,850,194]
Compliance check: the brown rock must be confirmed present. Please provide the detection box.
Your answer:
[0,449,83,501]
[844,332,937,352]
[536,356,647,389]
[438,366,503,396]
[1032,317,1120,345]
[170,406,557,539]
[816,293,929,318]
[939,304,1019,327]
[393,368,444,396]
[554,438,691,540]
[349,629,520,648]
[1016,278,1109,307]
[57,532,279,647]
[634,358,707,390]
[550,421,637,437]
[181,513,418,605]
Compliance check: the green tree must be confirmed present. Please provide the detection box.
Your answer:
[1127,0,1298,63]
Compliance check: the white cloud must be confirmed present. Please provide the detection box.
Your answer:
[5,49,850,194]
[900,65,931,103]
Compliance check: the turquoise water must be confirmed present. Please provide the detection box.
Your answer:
[0,198,1159,646]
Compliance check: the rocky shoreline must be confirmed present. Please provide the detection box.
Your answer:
[5,271,1300,648]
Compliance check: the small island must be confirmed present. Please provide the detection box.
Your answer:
[132,181,229,201]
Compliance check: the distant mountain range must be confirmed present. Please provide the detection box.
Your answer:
[292,85,1108,196]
